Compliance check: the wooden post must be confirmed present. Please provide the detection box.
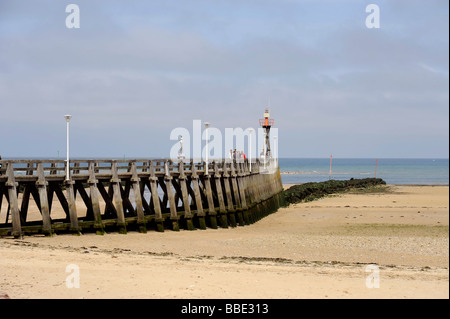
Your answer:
[111,161,127,234]
[165,161,179,231]
[88,162,104,235]
[179,161,194,230]
[36,163,53,236]
[203,165,217,229]
[214,161,228,228]
[65,180,80,235]
[190,161,206,229]
[19,185,31,222]
[246,172,256,206]
[131,161,146,233]
[255,173,263,203]
[5,163,22,238]
[149,161,164,232]
[230,161,244,226]
[222,160,236,227]
[236,162,250,224]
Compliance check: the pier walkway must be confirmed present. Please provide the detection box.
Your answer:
[0,158,283,237]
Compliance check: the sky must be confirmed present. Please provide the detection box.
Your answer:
[0,0,448,158]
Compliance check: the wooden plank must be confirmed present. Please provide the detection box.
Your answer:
[74,181,94,220]
[223,177,234,212]
[111,162,127,234]
[6,163,22,238]
[97,181,117,218]
[47,183,54,214]
[164,161,178,231]
[237,175,248,210]
[36,163,52,236]
[191,178,204,215]
[88,162,104,234]
[150,178,164,233]
[214,169,227,214]
[186,177,196,205]
[121,180,135,216]
[52,183,70,220]
[202,175,217,229]
[166,178,177,219]
[171,178,182,209]
[130,162,146,232]
[19,184,31,223]
[158,177,169,213]
[140,180,152,214]
[29,184,42,212]
[213,162,228,228]
[66,181,80,234]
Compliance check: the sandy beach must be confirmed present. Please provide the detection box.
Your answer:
[0,184,448,299]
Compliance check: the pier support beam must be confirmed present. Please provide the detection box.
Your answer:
[165,161,179,231]
[203,175,217,229]
[179,161,194,230]
[131,162,147,233]
[88,162,104,235]
[191,162,206,229]
[230,162,245,226]
[36,163,53,236]
[149,163,164,232]
[222,160,236,227]
[236,163,250,225]
[5,163,22,238]
[214,161,228,228]
[111,162,127,234]
[65,180,81,235]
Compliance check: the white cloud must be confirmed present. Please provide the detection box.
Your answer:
[0,0,448,158]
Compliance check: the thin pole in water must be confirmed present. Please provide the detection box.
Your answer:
[329,154,333,180]
[375,158,378,178]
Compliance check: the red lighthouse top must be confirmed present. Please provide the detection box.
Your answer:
[259,108,274,127]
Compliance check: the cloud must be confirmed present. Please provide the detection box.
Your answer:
[0,0,448,158]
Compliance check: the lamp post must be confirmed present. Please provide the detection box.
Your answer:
[64,115,72,181]
[204,122,210,175]
[248,128,254,172]
[263,139,267,170]
[273,135,278,167]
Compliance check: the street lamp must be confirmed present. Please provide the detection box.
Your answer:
[64,115,72,181]
[263,140,267,170]
[273,136,278,167]
[204,122,210,175]
[248,128,254,172]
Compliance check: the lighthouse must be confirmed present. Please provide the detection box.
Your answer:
[259,108,274,161]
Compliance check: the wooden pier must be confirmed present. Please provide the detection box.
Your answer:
[0,158,284,237]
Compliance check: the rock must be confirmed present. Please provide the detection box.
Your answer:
[283,178,387,205]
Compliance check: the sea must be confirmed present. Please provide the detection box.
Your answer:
[278,158,449,186]
[2,157,449,186]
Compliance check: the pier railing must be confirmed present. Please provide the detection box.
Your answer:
[0,158,283,237]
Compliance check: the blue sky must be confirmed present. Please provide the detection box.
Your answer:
[0,0,448,158]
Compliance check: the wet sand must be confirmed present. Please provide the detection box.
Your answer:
[0,185,448,299]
